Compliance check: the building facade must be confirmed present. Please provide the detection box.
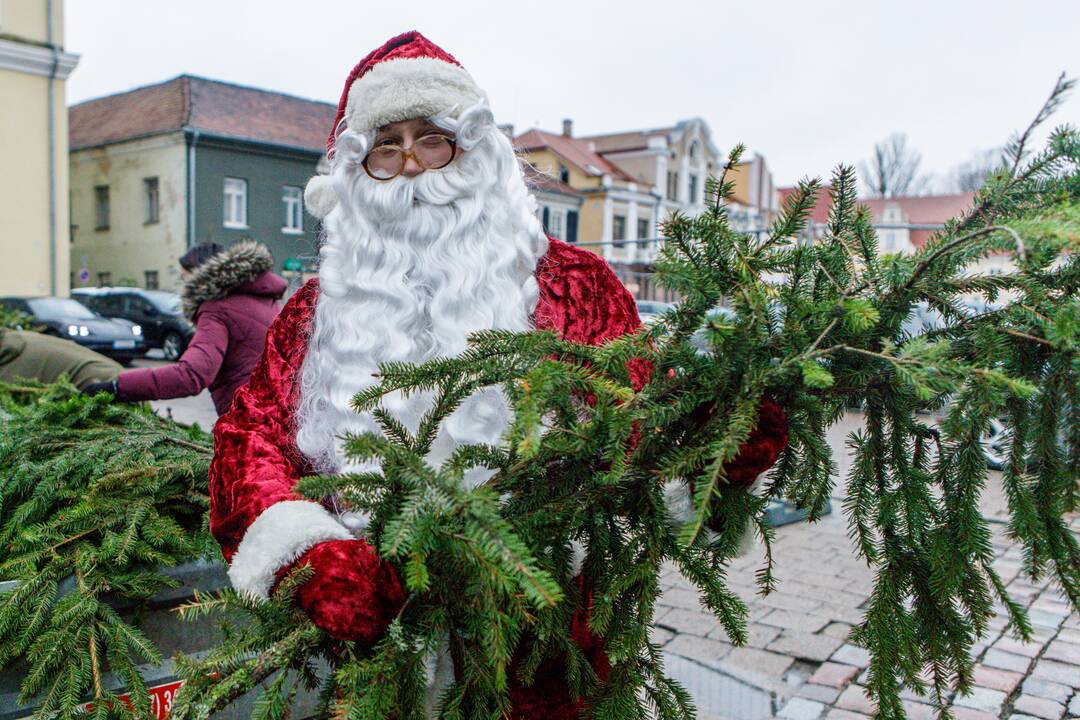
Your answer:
[69,75,335,292]
[514,122,662,274]
[0,0,79,297]
[727,153,780,231]
[516,118,746,299]
[582,117,724,240]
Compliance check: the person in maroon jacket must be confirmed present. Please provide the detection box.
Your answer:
[83,241,287,416]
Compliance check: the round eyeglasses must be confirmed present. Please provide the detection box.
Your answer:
[362,134,457,180]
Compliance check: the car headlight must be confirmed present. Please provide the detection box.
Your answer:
[132,325,142,336]
[67,324,79,336]
[79,326,89,337]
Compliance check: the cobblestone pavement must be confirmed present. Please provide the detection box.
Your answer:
[652,412,1080,720]
[141,384,1079,720]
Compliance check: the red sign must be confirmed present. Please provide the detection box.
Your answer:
[81,679,184,719]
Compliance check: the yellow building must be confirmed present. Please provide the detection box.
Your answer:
[727,153,780,228]
[0,0,79,297]
[514,121,661,273]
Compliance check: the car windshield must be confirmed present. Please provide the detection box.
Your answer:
[143,290,181,313]
[638,301,675,315]
[27,297,97,320]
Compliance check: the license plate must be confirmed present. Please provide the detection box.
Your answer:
[113,340,136,349]
[81,679,184,718]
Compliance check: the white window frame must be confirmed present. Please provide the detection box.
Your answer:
[144,177,159,224]
[550,208,564,240]
[223,177,248,229]
[282,185,303,234]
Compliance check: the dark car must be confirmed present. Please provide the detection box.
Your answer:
[73,288,194,360]
[0,296,146,362]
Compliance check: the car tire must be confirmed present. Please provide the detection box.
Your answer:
[982,416,1009,471]
[162,332,185,361]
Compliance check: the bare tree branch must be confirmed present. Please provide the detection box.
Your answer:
[860,133,929,198]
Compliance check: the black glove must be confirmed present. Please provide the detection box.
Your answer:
[81,378,119,397]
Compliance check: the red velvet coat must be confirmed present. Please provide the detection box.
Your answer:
[209,237,785,718]
[209,238,650,717]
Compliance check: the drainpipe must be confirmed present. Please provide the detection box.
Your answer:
[46,0,59,295]
[187,129,200,248]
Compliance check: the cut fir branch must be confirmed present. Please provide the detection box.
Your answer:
[0,381,214,719]
[177,78,1075,720]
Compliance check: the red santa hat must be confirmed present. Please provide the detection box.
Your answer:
[305,31,487,218]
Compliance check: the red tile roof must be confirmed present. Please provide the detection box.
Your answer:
[775,188,976,249]
[861,193,975,249]
[513,128,636,183]
[521,164,585,198]
[581,128,665,154]
[778,185,833,225]
[69,75,336,154]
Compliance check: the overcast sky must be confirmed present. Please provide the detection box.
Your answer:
[65,0,1079,189]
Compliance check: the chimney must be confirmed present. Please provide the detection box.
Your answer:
[562,118,573,137]
[497,123,515,139]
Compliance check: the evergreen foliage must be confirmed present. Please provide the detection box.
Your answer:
[172,76,1080,720]
[0,381,213,719]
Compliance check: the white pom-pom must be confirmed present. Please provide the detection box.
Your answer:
[339,510,370,534]
[304,174,337,219]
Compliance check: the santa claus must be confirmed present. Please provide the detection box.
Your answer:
[209,30,787,718]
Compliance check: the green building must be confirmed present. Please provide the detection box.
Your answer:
[69,75,334,292]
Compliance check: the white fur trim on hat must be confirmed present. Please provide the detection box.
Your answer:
[345,56,486,132]
[304,174,337,220]
[227,500,353,599]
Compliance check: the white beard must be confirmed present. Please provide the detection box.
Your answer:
[294,112,548,495]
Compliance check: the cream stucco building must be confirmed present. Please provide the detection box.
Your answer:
[0,0,79,297]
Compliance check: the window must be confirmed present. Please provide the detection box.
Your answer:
[223,177,248,228]
[282,185,303,233]
[558,164,570,184]
[97,271,112,286]
[688,141,700,160]
[144,270,159,290]
[612,214,626,247]
[637,218,651,240]
[94,186,110,230]
[566,210,578,244]
[144,177,159,224]
[666,171,678,201]
[689,175,699,205]
[92,295,122,316]
[541,206,550,233]
[550,209,564,239]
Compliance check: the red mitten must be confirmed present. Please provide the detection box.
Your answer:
[279,538,405,642]
[722,398,789,486]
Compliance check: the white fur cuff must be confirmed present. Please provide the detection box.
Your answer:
[227,500,353,599]
[664,475,764,558]
[663,479,695,524]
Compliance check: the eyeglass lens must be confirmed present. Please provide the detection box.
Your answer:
[366,135,455,179]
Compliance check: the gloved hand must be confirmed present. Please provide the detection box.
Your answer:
[278,538,406,643]
[81,378,119,397]
[723,397,789,485]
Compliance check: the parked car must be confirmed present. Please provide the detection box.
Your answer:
[0,296,145,362]
[73,288,193,361]
[636,300,677,324]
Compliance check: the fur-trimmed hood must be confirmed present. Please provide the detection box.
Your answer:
[181,241,282,321]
